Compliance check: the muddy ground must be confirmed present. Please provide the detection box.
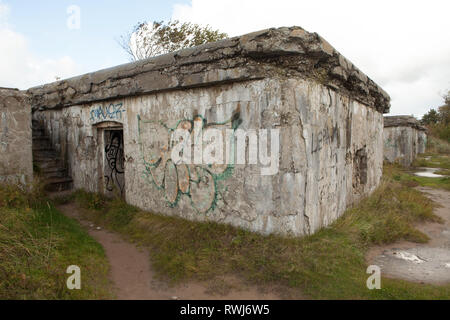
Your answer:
[367,187,450,285]
[57,202,300,300]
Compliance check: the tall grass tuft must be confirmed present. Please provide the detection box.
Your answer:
[0,183,113,300]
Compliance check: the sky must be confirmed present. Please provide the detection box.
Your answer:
[0,0,449,118]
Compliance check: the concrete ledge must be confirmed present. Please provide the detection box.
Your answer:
[384,115,427,131]
[27,26,390,114]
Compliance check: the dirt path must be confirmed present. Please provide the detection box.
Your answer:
[57,202,290,300]
[367,187,450,285]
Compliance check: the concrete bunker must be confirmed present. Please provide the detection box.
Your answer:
[0,88,33,186]
[27,27,390,236]
[383,116,427,167]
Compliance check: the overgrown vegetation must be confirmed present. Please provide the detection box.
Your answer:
[69,165,449,300]
[0,183,113,299]
[422,136,450,156]
[414,152,450,171]
[390,162,450,191]
[421,90,450,142]
[409,135,450,190]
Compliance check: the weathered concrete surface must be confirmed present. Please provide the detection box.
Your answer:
[383,116,427,166]
[0,88,33,185]
[27,27,390,114]
[33,78,384,236]
[30,27,389,236]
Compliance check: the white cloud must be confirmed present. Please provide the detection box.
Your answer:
[0,2,79,90]
[173,0,450,117]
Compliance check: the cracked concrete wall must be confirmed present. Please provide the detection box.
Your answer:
[29,27,389,236]
[33,78,383,236]
[383,116,427,167]
[418,131,427,155]
[0,88,33,185]
[383,127,427,166]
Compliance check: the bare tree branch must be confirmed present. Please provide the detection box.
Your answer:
[117,20,228,61]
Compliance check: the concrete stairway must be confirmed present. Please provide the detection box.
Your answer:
[32,120,73,192]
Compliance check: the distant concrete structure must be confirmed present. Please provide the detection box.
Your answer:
[0,88,33,186]
[383,116,427,166]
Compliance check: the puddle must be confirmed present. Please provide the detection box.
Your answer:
[414,167,445,178]
[392,251,425,264]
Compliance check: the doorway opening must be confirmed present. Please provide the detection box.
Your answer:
[102,127,125,198]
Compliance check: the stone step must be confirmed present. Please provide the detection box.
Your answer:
[33,150,60,159]
[33,146,54,152]
[32,136,51,141]
[44,172,68,180]
[32,128,46,137]
[32,139,52,150]
[34,159,63,169]
[44,177,73,192]
[33,157,61,165]
[43,171,67,179]
[42,166,67,177]
[31,122,74,192]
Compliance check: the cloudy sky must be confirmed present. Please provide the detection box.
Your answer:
[0,0,449,118]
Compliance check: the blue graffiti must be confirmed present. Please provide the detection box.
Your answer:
[90,103,125,123]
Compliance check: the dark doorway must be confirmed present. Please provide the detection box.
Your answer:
[104,129,125,197]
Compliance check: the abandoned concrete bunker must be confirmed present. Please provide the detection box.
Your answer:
[0,88,33,186]
[383,116,427,167]
[28,27,390,236]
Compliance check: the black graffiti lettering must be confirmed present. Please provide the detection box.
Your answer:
[312,125,340,154]
[104,131,125,195]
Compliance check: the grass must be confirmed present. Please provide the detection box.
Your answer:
[407,136,450,191]
[386,163,450,192]
[414,153,450,170]
[424,136,450,155]
[66,164,450,300]
[0,183,113,300]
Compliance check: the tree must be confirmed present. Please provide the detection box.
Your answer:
[118,20,228,61]
[421,89,450,142]
[439,90,450,125]
[421,108,440,125]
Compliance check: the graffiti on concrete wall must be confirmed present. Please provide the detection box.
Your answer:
[90,103,125,124]
[311,124,339,154]
[138,110,242,214]
[384,137,395,149]
[104,130,125,195]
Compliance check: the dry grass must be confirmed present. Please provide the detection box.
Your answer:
[425,136,450,155]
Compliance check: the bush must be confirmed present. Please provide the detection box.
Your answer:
[426,136,450,155]
[428,123,450,143]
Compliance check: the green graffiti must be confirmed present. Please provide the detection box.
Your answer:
[138,111,242,214]
[384,138,395,148]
